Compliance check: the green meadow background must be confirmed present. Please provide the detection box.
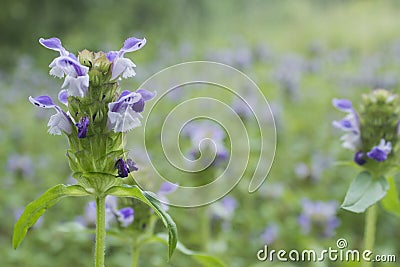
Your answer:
[1,1,399,266]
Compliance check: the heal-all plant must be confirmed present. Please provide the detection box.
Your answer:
[13,37,226,267]
[333,89,400,267]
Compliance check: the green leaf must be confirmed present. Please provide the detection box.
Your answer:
[149,234,227,267]
[105,185,178,259]
[341,171,389,213]
[381,176,400,217]
[13,184,90,249]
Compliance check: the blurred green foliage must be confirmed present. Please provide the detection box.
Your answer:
[1,1,400,266]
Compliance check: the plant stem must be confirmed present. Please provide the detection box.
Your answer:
[362,204,377,267]
[131,240,140,267]
[95,196,106,267]
[200,206,209,251]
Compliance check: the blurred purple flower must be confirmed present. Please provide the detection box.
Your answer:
[116,207,134,227]
[261,223,279,245]
[298,199,340,238]
[78,196,134,228]
[7,154,35,178]
[367,139,392,162]
[183,120,229,165]
[211,196,237,221]
[157,182,178,211]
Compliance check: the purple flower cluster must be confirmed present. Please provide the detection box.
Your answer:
[29,37,154,137]
[183,120,229,165]
[298,199,340,238]
[332,98,393,164]
[80,196,134,228]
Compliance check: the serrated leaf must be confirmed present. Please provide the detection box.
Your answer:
[381,176,400,217]
[341,171,389,213]
[105,185,177,259]
[150,234,227,267]
[13,184,90,249]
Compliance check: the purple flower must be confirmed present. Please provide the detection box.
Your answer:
[261,224,279,245]
[107,37,147,81]
[76,116,89,138]
[7,154,35,178]
[58,89,68,106]
[40,37,89,97]
[157,182,178,211]
[116,207,134,227]
[107,89,155,132]
[210,196,238,221]
[367,139,392,162]
[183,120,229,164]
[298,199,340,238]
[29,95,73,135]
[115,158,138,178]
[332,98,361,151]
[354,151,367,165]
[79,196,118,228]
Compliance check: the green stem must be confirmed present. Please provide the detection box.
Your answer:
[95,196,106,267]
[131,241,140,267]
[200,207,210,251]
[362,204,377,267]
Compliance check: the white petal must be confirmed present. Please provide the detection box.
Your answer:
[47,111,72,135]
[107,108,142,133]
[110,57,136,80]
[62,75,89,97]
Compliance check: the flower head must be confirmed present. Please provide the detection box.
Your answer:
[29,95,73,135]
[298,199,340,238]
[107,89,155,133]
[116,207,134,227]
[115,158,138,178]
[40,37,89,97]
[333,89,400,169]
[107,37,146,80]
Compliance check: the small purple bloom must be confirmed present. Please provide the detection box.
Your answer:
[332,98,353,113]
[298,199,340,238]
[79,196,117,228]
[29,95,73,135]
[183,120,229,164]
[40,37,89,97]
[107,89,155,132]
[367,139,392,162]
[158,182,178,195]
[261,224,279,245]
[210,196,238,221]
[115,158,138,178]
[157,182,178,211]
[107,37,146,81]
[39,37,69,56]
[58,89,68,106]
[332,98,361,150]
[7,154,35,178]
[76,116,89,138]
[116,207,134,227]
[354,151,367,165]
